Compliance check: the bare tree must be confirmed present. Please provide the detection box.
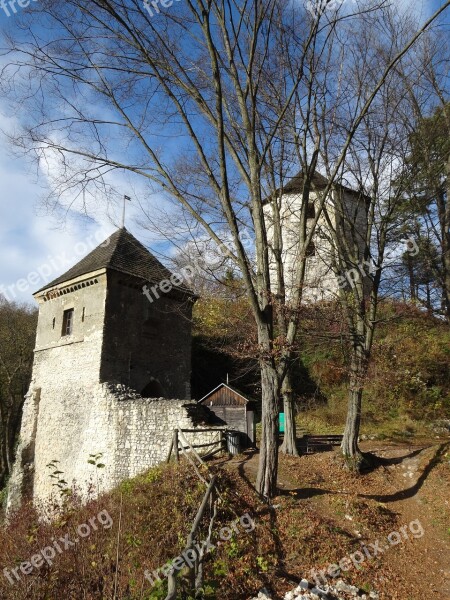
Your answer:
[314,10,448,468]
[0,299,37,484]
[1,0,448,494]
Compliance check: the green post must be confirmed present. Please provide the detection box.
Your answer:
[279,412,285,434]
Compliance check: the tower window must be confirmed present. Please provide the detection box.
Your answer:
[82,307,85,323]
[52,317,55,330]
[306,241,316,257]
[62,309,74,336]
[306,202,316,219]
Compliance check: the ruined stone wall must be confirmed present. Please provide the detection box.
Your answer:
[111,385,222,482]
[7,383,221,513]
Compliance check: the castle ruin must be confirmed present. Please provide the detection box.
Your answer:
[7,228,216,512]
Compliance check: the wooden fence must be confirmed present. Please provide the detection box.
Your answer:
[164,427,223,599]
[165,475,218,600]
[166,427,227,465]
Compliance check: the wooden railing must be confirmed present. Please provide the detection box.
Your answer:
[166,427,227,465]
[165,475,218,600]
[164,427,224,599]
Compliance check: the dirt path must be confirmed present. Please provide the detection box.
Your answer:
[367,443,450,598]
[225,440,450,599]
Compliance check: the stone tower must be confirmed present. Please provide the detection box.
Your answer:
[7,228,215,512]
[32,227,194,399]
[265,171,369,302]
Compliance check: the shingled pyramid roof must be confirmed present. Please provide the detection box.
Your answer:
[281,170,370,199]
[36,228,192,295]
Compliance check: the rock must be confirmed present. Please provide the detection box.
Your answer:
[251,588,272,600]
[430,419,450,435]
[335,579,360,595]
[280,577,378,600]
[291,580,311,596]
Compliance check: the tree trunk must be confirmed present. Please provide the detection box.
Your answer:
[426,282,432,315]
[280,370,299,456]
[443,157,450,322]
[341,386,364,470]
[256,361,280,500]
[341,367,365,472]
[435,161,450,322]
[406,253,416,301]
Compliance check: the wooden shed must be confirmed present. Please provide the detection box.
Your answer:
[198,383,256,447]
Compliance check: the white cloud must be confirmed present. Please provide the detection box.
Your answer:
[0,105,165,305]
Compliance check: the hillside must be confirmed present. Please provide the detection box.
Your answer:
[193,300,450,433]
[0,440,449,600]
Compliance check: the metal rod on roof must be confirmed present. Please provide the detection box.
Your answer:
[122,195,131,228]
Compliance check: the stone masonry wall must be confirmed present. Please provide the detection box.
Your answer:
[7,382,221,513]
[101,270,193,399]
[111,384,222,482]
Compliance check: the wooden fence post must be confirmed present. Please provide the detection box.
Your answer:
[164,475,217,600]
[174,429,179,462]
[178,428,205,465]
[166,435,174,463]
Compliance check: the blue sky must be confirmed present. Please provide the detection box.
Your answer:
[0,0,446,305]
[0,108,132,305]
[0,100,169,305]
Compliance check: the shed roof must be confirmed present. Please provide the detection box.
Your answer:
[198,383,251,407]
